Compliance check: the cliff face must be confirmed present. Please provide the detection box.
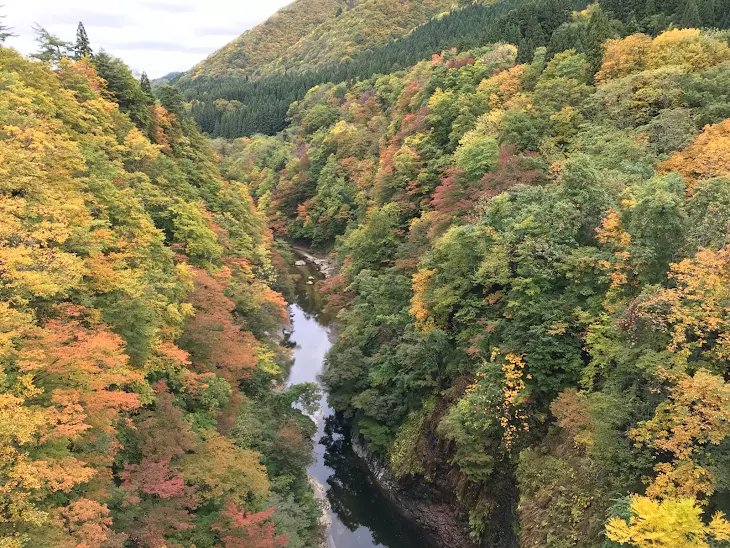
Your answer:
[352,435,517,548]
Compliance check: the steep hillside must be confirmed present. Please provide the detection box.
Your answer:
[264,0,456,74]
[177,0,344,84]
[217,1,730,543]
[184,0,572,138]
[178,0,454,86]
[0,46,320,548]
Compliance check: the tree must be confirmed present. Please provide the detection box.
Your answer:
[0,6,15,42]
[679,0,702,28]
[74,22,92,59]
[659,119,730,186]
[158,84,185,115]
[32,24,72,64]
[93,51,153,130]
[140,71,155,102]
[606,496,730,547]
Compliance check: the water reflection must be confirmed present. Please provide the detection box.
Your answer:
[286,255,434,548]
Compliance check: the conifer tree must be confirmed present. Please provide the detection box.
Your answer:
[679,0,702,27]
[0,6,15,42]
[643,0,658,17]
[140,71,155,104]
[32,24,72,64]
[74,21,92,59]
[585,7,617,74]
[698,0,716,26]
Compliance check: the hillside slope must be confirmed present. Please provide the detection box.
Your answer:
[217,0,730,543]
[178,0,454,85]
[178,0,344,84]
[0,46,319,548]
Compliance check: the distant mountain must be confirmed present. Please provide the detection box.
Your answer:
[151,71,183,88]
[176,0,455,85]
[176,0,345,84]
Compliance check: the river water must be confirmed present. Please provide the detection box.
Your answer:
[285,257,435,548]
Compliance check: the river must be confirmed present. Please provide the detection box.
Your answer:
[285,255,436,548]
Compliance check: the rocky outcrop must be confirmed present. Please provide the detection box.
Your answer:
[291,246,336,278]
[352,436,479,548]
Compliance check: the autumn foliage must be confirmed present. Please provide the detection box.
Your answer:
[0,46,296,548]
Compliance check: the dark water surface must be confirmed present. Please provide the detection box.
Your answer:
[286,258,435,548]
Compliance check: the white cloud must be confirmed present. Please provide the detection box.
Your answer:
[3,0,294,77]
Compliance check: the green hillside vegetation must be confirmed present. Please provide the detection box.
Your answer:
[0,36,320,548]
[215,4,730,544]
[177,0,344,84]
[181,0,730,138]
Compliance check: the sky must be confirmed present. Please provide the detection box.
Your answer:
[3,0,294,77]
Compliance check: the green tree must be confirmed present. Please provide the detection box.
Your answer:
[93,52,152,130]
[0,6,15,42]
[32,24,72,64]
[157,84,185,115]
[74,21,92,59]
[679,0,702,27]
[140,70,154,102]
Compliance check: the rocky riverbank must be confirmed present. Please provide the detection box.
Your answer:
[290,245,336,278]
[351,436,479,548]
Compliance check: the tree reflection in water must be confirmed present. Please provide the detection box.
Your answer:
[320,414,433,548]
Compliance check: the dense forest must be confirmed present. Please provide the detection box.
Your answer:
[212,2,730,545]
[6,0,730,545]
[0,24,321,548]
[178,0,730,137]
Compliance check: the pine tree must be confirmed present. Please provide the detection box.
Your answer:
[626,11,642,32]
[719,0,730,26]
[0,6,15,42]
[585,7,617,75]
[140,71,155,104]
[679,0,702,27]
[74,22,92,59]
[517,14,546,63]
[697,0,716,26]
[32,24,72,64]
[643,0,658,17]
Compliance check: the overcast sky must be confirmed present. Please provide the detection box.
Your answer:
[3,0,294,77]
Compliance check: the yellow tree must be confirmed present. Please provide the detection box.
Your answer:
[660,120,730,188]
[606,496,730,548]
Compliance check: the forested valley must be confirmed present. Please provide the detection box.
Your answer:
[4,0,730,546]
[0,21,322,548]
[205,0,730,546]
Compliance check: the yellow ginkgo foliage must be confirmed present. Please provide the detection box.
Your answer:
[606,496,730,548]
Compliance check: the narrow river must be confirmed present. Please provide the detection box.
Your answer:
[285,256,435,548]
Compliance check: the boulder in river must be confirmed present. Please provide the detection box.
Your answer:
[295,260,307,267]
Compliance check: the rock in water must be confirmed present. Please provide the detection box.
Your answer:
[295,260,307,267]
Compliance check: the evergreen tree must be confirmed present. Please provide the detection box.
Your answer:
[93,52,152,130]
[140,71,155,104]
[626,11,642,32]
[74,22,92,59]
[698,0,716,26]
[679,0,702,27]
[32,24,72,64]
[585,6,617,74]
[643,0,658,17]
[517,14,547,63]
[719,0,730,26]
[0,6,15,42]
[158,84,185,116]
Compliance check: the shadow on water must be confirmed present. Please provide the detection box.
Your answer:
[285,253,435,548]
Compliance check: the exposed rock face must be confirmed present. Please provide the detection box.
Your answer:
[352,436,479,548]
